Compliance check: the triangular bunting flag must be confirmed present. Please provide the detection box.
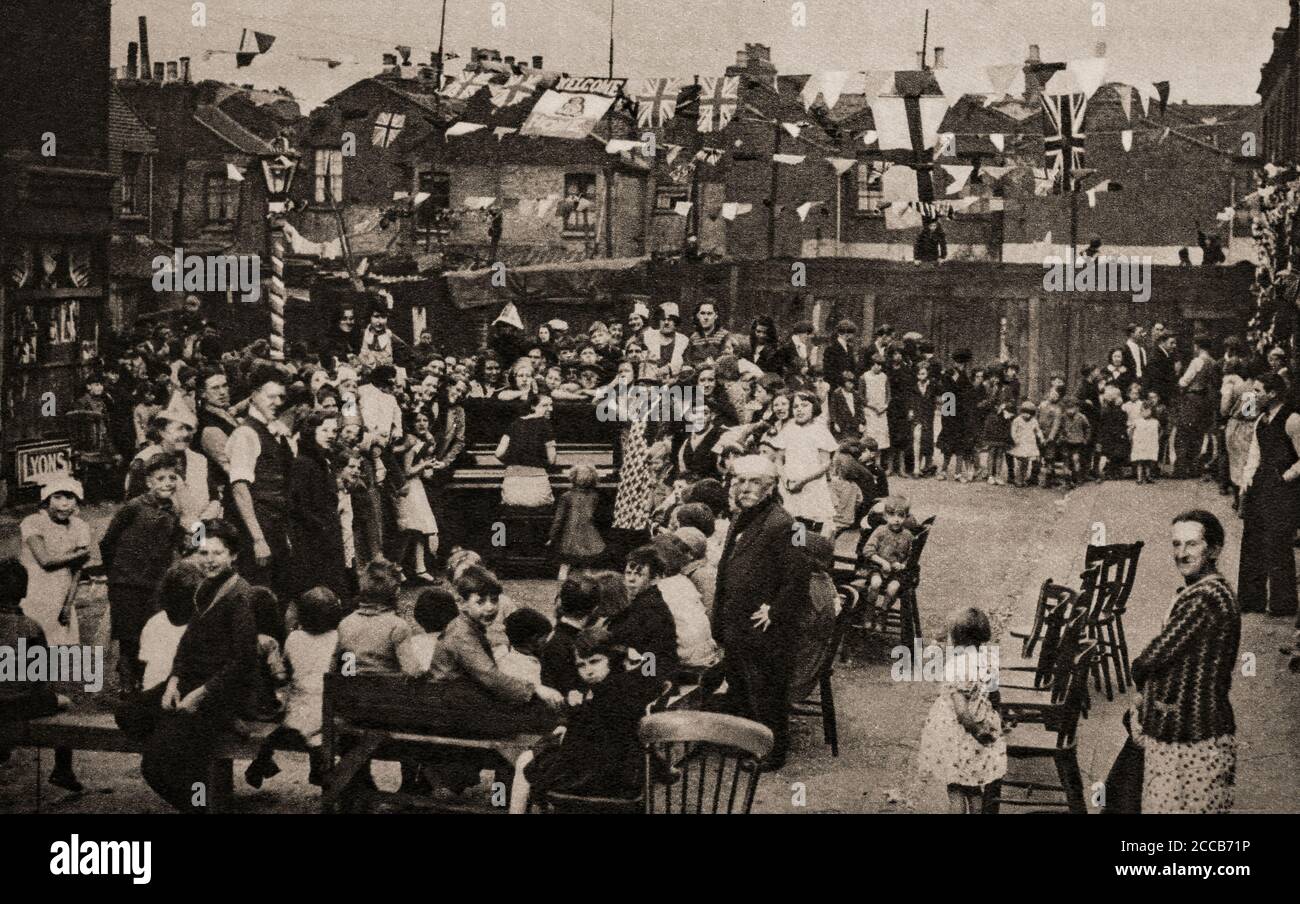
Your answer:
[941,164,973,195]
[253,31,276,54]
[800,70,851,111]
[226,163,245,182]
[773,154,806,165]
[826,157,857,176]
[1067,58,1107,99]
[494,302,524,330]
[1118,86,1133,122]
[720,202,753,221]
[990,133,1005,152]
[494,126,518,141]
[673,201,693,217]
[782,122,803,139]
[1153,81,1170,114]
[445,122,486,137]
[796,202,817,222]
[1121,129,1133,152]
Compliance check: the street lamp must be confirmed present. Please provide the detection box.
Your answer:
[262,136,299,360]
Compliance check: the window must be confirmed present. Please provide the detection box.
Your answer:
[204,173,237,224]
[856,161,884,214]
[416,171,452,231]
[121,153,145,216]
[655,185,688,214]
[314,148,344,204]
[372,112,406,148]
[562,173,598,236]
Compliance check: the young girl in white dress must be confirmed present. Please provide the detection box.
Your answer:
[861,355,891,453]
[918,607,1006,813]
[396,410,439,581]
[770,390,838,536]
[1129,400,1160,485]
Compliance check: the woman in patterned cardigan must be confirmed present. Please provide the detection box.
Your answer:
[1131,509,1241,813]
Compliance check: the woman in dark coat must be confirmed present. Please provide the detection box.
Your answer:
[938,351,975,481]
[141,519,258,813]
[886,348,914,475]
[908,361,941,477]
[744,316,785,375]
[287,412,349,600]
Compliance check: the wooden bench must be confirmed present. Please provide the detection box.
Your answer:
[0,711,301,813]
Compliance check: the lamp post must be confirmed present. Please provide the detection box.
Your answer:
[261,137,298,361]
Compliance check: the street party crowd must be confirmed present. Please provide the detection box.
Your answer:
[1,290,1284,813]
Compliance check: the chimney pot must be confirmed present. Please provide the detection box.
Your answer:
[153,62,165,81]
[166,61,178,81]
[933,46,945,69]
[1027,44,1041,63]
[382,53,398,66]
[504,55,515,66]
[532,55,543,69]
[138,16,151,79]
[180,57,191,82]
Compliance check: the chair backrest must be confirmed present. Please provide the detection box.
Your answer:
[639,711,773,814]
[1028,581,1077,685]
[1046,638,1099,748]
[63,409,108,455]
[903,515,937,584]
[1084,541,1144,613]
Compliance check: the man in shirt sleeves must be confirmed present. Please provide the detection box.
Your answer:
[1239,373,1300,621]
[226,366,297,605]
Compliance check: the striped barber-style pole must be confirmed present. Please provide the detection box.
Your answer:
[267,226,286,360]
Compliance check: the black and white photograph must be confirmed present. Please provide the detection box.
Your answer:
[0,0,1295,866]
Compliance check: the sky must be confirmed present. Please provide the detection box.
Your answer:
[110,0,1286,110]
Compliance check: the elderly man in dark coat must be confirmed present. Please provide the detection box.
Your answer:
[712,454,812,769]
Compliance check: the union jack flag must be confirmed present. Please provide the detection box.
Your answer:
[440,72,492,101]
[633,78,681,128]
[697,76,739,133]
[489,74,541,109]
[1041,91,1087,192]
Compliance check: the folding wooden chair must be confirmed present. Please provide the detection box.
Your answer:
[791,584,859,757]
[639,711,773,814]
[1084,541,1143,688]
[987,635,1099,814]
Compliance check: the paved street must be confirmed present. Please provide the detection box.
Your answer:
[3,478,1298,814]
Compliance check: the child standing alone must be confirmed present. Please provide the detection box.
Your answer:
[548,464,606,582]
[917,607,1006,814]
[1129,400,1160,485]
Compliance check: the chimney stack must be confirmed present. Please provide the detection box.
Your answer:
[153,62,165,81]
[532,55,544,69]
[166,61,178,81]
[933,47,945,69]
[139,16,151,79]
[179,57,191,82]
[382,52,398,67]
[504,55,515,67]
[127,41,138,79]
[1027,44,1041,64]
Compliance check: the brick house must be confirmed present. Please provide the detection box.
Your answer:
[1,0,115,488]
[1260,0,1300,166]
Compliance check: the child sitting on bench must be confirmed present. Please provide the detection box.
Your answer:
[498,608,552,686]
[508,626,664,812]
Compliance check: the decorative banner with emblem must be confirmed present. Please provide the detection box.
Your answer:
[520,76,626,140]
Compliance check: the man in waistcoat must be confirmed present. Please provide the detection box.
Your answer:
[225,366,297,607]
[1239,373,1300,619]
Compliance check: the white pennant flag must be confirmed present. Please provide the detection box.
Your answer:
[796,201,817,222]
[674,201,692,217]
[226,163,245,182]
[721,202,753,221]
[445,122,486,137]
[413,191,431,207]
[493,302,524,330]
[494,126,518,141]
[605,139,642,154]
[942,164,973,195]
[990,133,1005,152]
[773,154,806,165]
[826,157,857,176]
[1118,86,1133,122]
[1121,129,1133,152]
[1067,58,1108,99]
[800,70,851,111]
[782,122,803,139]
